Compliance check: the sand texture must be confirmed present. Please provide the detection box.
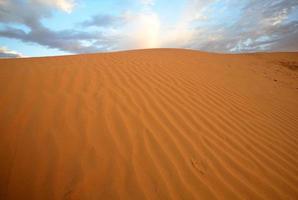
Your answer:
[0,49,298,199]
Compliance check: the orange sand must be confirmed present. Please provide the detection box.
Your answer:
[0,49,298,199]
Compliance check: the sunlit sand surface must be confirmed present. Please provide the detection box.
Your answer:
[0,49,298,199]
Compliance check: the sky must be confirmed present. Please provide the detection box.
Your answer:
[0,0,298,57]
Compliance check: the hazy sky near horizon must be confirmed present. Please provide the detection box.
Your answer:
[0,0,298,57]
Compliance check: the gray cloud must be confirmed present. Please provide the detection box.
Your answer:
[0,0,117,54]
[80,14,122,27]
[0,22,113,53]
[269,30,298,51]
[187,0,298,52]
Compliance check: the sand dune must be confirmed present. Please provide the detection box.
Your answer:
[0,49,298,199]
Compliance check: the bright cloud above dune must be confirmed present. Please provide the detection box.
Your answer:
[37,0,75,13]
[0,0,298,57]
[0,46,23,57]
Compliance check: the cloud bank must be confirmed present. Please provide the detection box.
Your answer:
[0,46,22,58]
[0,0,115,53]
[0,0,297,57]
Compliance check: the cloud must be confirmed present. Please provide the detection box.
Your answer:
[80,14,122,27]
[0,0,116,53]
[0,0,297,56]
[157,0,215,48]
[139,0,155,6]
[34,0,75,13]
[269,30,298,52]
[0,46,23,58]
[120,11,160,49]
[0,23,114,53]
[177,0,298,52]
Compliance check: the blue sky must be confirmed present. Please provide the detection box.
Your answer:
[0,0,298,57]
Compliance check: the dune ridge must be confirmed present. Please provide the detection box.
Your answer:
[0,49,298,199]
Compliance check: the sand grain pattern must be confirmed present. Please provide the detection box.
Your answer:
[0,49,298,199]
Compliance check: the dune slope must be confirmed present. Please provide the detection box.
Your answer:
[0,49,298,199]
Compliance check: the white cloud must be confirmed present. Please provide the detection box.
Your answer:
[185,0,214,21]
[0,0,6,6]
[139,0,155,6]
[155,0,211,48]
[268,8,288,26]
[53,0,75,13]
[33,0,75,13]
[120,11,160,49]
[117,0,160,49]
[0,46,23,58]
[118,0,210,49]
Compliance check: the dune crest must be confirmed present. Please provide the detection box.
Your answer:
[0,49,298,199]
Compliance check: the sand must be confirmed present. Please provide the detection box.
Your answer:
[0,49,297,199]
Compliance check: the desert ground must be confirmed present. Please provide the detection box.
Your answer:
[0,49,297,199]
